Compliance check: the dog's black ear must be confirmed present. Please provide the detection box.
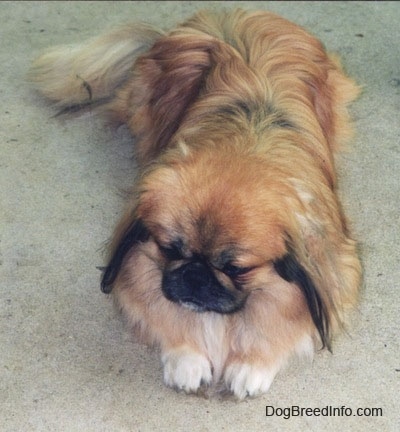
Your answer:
[274,252,331,352]
[101,219,150,294]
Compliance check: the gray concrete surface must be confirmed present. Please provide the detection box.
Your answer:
[1,1,399,431]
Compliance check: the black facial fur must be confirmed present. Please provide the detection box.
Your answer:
[101,219,150,294]
[274,253,331,351]
[162,258,246,314]
[158,239,185,261]
[222,262,253,279]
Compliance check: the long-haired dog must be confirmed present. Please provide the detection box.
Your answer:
[29,9,361,399]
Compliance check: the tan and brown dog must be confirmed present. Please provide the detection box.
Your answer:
[30,9,361,399]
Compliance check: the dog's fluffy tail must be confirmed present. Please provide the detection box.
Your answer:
[28,24,164,112]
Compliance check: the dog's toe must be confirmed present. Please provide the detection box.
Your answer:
[162,347,212,393]
[224,363,277,399]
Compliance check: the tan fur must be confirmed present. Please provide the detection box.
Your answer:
[29,24,163,106]
[29,9,361,399]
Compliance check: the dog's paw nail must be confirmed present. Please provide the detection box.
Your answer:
[224,363,277,399]
[162,349,212,393]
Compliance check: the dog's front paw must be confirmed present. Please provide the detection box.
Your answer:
[162,347,212,393]
[224,363,277,399]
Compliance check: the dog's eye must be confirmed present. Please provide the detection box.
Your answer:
[222,263,252,278]
[159,244,183,261]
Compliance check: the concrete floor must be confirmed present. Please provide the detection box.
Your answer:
[1,1,399,431]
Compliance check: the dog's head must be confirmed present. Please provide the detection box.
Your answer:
[101,144,339,350]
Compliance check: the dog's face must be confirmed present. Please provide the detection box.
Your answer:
[136,148,289,315]
[102,143,324,318]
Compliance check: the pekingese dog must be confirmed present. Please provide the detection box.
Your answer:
[29,9,361,399]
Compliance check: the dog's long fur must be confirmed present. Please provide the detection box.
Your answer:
[29,9,361,399]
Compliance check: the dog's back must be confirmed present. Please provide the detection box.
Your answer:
[29,9,358,160]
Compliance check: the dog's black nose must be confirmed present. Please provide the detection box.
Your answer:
[162,259,246,314]
[181,261,211,290]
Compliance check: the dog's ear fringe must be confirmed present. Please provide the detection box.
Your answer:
[273,252,332,352]
[121,34,216,162]
[101,218,150,293]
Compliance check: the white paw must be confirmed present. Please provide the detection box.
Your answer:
[162,348,212,393]
[224,363,277,399]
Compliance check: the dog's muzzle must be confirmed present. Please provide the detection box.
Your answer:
[162,260,246,314]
